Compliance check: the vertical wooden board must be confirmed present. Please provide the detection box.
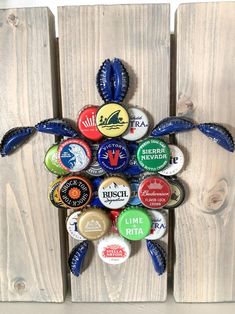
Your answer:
[58,4,170,302]
[174,3,235,302]
[0,8,66,302]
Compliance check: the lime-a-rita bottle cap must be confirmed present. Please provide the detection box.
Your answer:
[44,144,69,176]
[117,206,152,241]
[136,138,170,172]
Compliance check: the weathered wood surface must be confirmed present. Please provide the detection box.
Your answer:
[58,4,170,302]
[0,8,66,302]
[174,2,235,302]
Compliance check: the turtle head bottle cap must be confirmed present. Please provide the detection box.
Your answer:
[117,206,152,241]
[96,102,129,137]
[77,208,111,240]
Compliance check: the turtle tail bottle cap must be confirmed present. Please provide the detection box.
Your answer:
[117,206,152,241]
[136,138,170,172]
[77,105,103,142]
[96,102,129,137]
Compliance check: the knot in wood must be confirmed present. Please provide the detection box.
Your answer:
[177,95,194,117]
[203,179,228,214]
[13,278,27,294]
[7,14,19,27]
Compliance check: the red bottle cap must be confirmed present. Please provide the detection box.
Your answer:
[138,176,171,209]
[77,105,103,141]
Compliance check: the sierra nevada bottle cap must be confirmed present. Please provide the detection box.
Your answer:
[117,206,152,241]
[97,233,131,264]
[85,144,106,177]
[122,107,149,141]
[158,144,185,176]
[145,210,167,240]
[98,177,131,209]
[96,102,129,137]
[97,139,130,172]
[77,105,103,141]
[58,138,92,172]
[136,138,170,172]
[59,176,92,209]
[164,178,185,209]
[138,176,171,209]
[77,208,111,240]
[66,211,87,241]
[44,143,69,176]
[48,177,68,209]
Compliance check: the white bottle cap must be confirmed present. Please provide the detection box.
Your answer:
[66,211,87,241]
[145,210,167,240]
[158,144,185,176]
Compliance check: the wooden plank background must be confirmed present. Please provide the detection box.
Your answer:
[58,4,170,302]
[0,8,66,302]
[174,2,235,302]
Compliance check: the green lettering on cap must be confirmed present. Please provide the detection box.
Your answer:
[136,138,170,172]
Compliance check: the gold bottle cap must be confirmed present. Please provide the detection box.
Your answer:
[77,208,111,240]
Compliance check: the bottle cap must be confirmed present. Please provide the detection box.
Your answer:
[97,139,130,173]
[97,234,131,264]
[66,211,87,241]
[138,176,171,209]
[123,142,144,176]
[136,138,170,172]
[77,105,103,141]
[164,178,185,209]
[85,144,106,177]
[158,145,185,176]
[44,144,69,176]
[77,208,111,240]
[117,206,152,241]
[90,177,105,208]
[122,107,149,141]
[98,177,131,209]
[58,138,92,172]
[128,179,141,206]
[145,210,167,240]
[109,210,121,233]
[48,177,68,209]
[96,102,129,137]
[59,176,92,209]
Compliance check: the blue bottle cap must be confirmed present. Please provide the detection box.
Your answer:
[97,139,130,172]
[123,142,144,176]
[90,177,105,208]
[128,179,141,206]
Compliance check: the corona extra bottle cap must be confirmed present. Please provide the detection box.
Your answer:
[117,206,152,241]
[158,145,185,176]
[44,144,69,176]
[145,210,167,240]
[58,138,92,173]
[98,177,131,209]
[122,107,149,141]
[77,105,103,141]
[96,102,129,137]
[97,139,129,172]
[66,211,87,241]
[138,176,171,209]
[97,233,131,264]
[59,176,92,209]
[77,208,111,240]
[136,138,170,172]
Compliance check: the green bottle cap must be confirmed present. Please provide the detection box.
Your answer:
[136,138,170,172]
[44,144,69,176]
[117,206,152,241]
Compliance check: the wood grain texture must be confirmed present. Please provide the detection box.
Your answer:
[58,4,170,302]
[0,8,66,302]
[174,2,235,302]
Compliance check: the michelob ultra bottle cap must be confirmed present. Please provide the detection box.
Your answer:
[164,178,185,209]
[97,139,130,172]
[77,105,103,141]
[44,144,69,176]
[59,176,92,209]
[96,102,129,137]
[98,176,131,209]
[66,211,87,241]
[122,107,149,141]
[58,138,92,173]
[97,233,131,264]
[145,210,167,240]
[85,144,106,177]
[136,138,170,172]
[117,206,152,241]
[77,208,111,240]
[138,176,171,209]
[158,144,185,176]
[48,177,68,209]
